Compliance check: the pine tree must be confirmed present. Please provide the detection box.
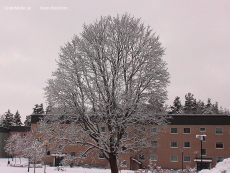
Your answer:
[14,110,22,126]
[183,93,196,114]
[195,100,205,114]
[169,96,183,114]
[2,109,14,128]
[212,102,219,114]
[203,98,213,114]
[24,115,31,126]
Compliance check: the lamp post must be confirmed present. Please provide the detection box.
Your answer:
[194,151,199,172]
[180,149,185,171]
[196,134,206,171]
[43,140,49,173]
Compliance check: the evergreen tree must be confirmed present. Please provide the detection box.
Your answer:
[2,109,15,128]
[212,102,219,114]
[183,93,196,114]
[14,110,22,126]
[195,100,205,114]
[0,115,3,127]
[203,98,214,114]
[168,96,183,114]
[24,115,31,126]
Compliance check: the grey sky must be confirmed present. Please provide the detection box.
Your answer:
[1,0,230,121]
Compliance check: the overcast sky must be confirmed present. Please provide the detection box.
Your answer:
[1,0,230,121]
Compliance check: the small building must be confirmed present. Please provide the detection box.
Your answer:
[0,126,30,158]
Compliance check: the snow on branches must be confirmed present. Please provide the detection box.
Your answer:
[43,14,170,173]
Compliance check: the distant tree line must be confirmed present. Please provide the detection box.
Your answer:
[168,93,230,114]
[0,96,229,128]
[0,104,45,128]
[0,109,22,128]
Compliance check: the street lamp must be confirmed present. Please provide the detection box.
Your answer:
[196,134,206,171]
[180,149,185,171]
[43,140,49,173]
[194,151,199,171]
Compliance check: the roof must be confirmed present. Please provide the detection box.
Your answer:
[170,114,230,125]
[8,126,31,132]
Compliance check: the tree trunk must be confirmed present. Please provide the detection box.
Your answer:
[108,154,118,173]
[28,160,30,172]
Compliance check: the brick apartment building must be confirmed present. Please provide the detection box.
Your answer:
[29,114,230,171]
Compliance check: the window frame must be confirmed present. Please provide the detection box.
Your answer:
[36,126,42,132]
[216,156,224,163]
[171,128,178,134]
[200,127,206,132]
[216,128,223,135]
[170,155,178,162]
[70,152,76,157]
[140,127,145,134]
[150,154,158,161]
[151,141,158,147]
[183,127,191,134]
[150,127,158,133]
[98,152,105,159]
[183,142,191,148]
[216,142,224,149]
[100,127,106,133]
[170,141,178,148]
[201,149,206,156]
[183,155,191,162]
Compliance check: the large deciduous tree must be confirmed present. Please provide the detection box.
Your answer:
[43,14,170,173]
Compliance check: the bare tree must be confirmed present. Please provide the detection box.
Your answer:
[42,14,170,173]
[4,133,21,162]
[22,132,44,173]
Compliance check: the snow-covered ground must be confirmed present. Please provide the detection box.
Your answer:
[2,157,230,173]
[0,158,134,173]
[200,158,230,173]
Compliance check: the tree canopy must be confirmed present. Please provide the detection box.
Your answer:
[43,14,170,173]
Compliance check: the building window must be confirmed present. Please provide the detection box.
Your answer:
[183,128,190,134]
[200,127,206,132]
[98,152,105,159]
[46,151,50,156]
[151,141,158,147]
[121,160,127,167]
[170,155,178,162]
[36,138,42,142]
[216,128,223,134]
[70,152,75,157]
[139,154,145,161]
[171,128,178,134]
[216,142,224,149]
[100,127,106,133]
[183,155,191,162]
[171,141,178,148]
[216,156,224,163]
[151,127,157,133]
[140,127,145,134]
[150,154,157,161]
[121,146,127,152]
[122,132,127,138]
[201,149,206,156]
[36,126,42,132]
[184,142,191,148]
